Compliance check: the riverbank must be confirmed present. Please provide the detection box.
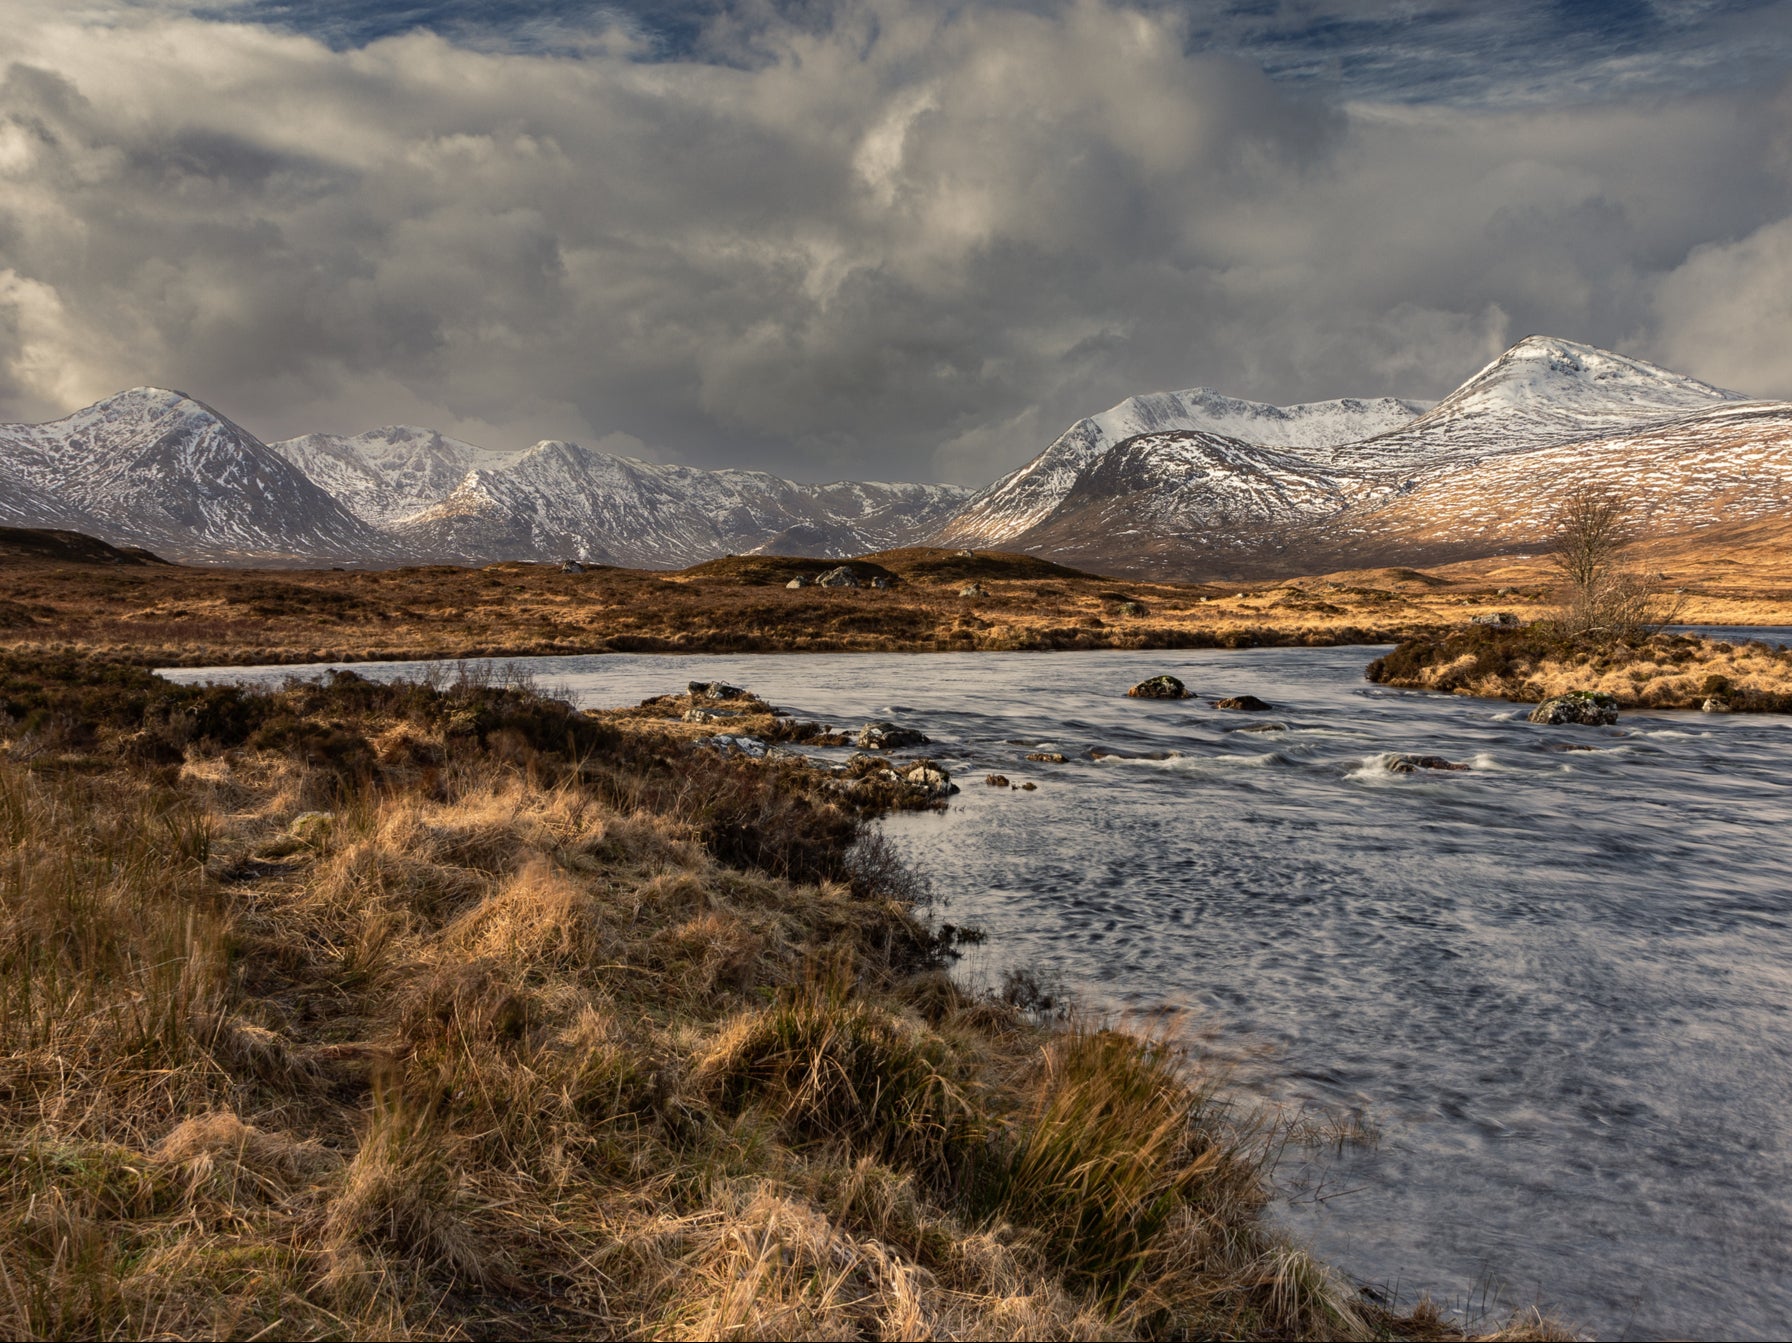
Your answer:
[1367,625,1792,710]
[0,651,1569,1340]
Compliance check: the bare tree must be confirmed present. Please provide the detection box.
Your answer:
[1546,486,1680,638]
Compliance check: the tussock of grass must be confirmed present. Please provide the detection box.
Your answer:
[0,656,1570,1339]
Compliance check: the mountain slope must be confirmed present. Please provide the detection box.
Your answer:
[0,389,389,563]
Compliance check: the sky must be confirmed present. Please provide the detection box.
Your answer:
[1,0,1790,484]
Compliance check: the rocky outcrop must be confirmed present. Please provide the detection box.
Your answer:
[816,566,861,588]
[1528,692,1619,726]
[1127,675,1188,700]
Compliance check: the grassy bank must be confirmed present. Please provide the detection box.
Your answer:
[0,653,1574,1339]
[1367,625,1792,710]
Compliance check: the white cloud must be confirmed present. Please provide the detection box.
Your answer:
[0,0,1788,484]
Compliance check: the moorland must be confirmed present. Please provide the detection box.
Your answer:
[6,519,1792,672]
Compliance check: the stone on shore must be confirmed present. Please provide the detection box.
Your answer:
[688,680,748,700]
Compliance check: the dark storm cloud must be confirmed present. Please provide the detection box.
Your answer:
[1,0,1789,484]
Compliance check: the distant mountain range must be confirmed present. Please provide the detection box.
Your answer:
[3,336,1789,578]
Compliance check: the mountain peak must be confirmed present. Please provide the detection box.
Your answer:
[1438,335,1743,417]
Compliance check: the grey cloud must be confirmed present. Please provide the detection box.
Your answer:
[0,0,1789,486]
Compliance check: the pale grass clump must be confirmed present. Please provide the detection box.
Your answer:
[0,662,1575,1340]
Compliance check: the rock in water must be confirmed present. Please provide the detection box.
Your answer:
[1214,694,1273,711]
[856,720,930,750]
[1528,692,1619,726]
[1127,675,1188,699]
[1701,697,1732,713]
[1025,752,1067,763]
[1385,754,1470,773]
[816,566,861,588]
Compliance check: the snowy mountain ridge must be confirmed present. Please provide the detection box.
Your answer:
[0,335,1783,578]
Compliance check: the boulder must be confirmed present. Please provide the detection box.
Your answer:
[1701,697,1732,713]
[985,774,1011,787]
[1116,600,1148,617]
[1528,692,1619,726]
[1469,612,1518,627]
[1214,694,1273,711]
[816,566,861,588]
[560,560,586,574]
[786,575,810,589]
[1385,754,1469,774]
[856,720,930,750]
[1127,675,1188,700]
[688,680,748,700]
[959,583,987,598]
[701,735,766,758]
[900,759,958,797]
[870,576,890,589]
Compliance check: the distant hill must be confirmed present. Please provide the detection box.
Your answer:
[0,526,168,567]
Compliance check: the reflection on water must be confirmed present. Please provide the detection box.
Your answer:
[166,645,1792,1340]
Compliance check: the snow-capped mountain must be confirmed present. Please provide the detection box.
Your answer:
[0,389,388,563]
[935,389,1426,546]
[932,335,1784,578]
[271,427,518,525]
[388,439,970,568]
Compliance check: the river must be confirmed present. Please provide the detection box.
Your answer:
[164,641,1792,1340]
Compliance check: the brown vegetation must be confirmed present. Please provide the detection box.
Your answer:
[1367,625,1792,710]
[0,653,1570,1339]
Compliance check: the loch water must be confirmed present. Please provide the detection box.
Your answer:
[166,643,1792,1340]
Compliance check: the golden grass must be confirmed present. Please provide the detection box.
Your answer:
[0,657,1575,1339]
